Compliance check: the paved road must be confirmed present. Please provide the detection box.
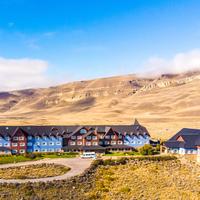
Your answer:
[0,158,92,183]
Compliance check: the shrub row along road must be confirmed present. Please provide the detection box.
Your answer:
[0,158,92,183]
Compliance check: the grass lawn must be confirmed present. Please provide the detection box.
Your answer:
[41,152,78,159]
[0,152,78,164]
[0,163,70,179]
[0,155,41,165]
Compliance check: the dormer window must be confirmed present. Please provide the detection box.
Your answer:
[71,136,76,140]
[105,135,110,139]
[111,135,115,139]
[77,136,82,140]
[92,136,97,140]
[80,129,87,134]
[86,136,91,140]
[176,136,184,142]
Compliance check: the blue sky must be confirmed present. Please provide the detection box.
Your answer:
[0,0,200,90]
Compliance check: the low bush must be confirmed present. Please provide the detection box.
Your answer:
[24,153,37,159]
[139,144,155,155]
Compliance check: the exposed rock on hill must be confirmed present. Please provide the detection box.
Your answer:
[0,72,199,139]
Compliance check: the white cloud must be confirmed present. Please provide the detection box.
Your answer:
[141,49,200,76]
[0,57,51,91]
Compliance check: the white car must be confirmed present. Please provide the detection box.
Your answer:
[80,152,96,159]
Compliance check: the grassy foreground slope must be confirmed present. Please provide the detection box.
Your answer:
[0,158,199,200]
[86,159,200,200]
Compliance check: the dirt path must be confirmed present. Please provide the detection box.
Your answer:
[0,158,92,183]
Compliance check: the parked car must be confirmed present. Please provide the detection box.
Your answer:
[80,152,96,159]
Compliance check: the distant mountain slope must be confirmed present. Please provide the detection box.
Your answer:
[0,72,199,139]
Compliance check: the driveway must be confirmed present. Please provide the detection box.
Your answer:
[0,158,92,183]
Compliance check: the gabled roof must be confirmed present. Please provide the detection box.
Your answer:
[165,128,200,149]
[0,121,150,138]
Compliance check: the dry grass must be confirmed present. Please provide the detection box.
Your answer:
[0,73,199,140]
[0,164,70,179]
[86,160,200,200]
[0,159,199,200]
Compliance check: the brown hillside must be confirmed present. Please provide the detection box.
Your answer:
[0,72,199,139]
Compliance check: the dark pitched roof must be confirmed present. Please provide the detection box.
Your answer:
[0,121,150,138]
[62,144,135,151]
[165,128,200,149]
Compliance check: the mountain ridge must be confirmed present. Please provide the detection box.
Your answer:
[0,71,199,139]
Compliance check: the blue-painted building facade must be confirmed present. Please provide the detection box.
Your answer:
[27,135,63,153]
[0,120,152,154]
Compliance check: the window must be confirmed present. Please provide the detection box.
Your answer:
[70,141,76,145]
[20,143,25,147]
[93,142,98,146]
[137,141,142,144]
[42,149,47,152]
[5,136,10,141]
[49,149,54,152]
[19,136,24,141]
[105,135,110,139]
[12,149,18,153]
[92,136,97,140]
[193,150,196,154]
[118,135,122,139]
[80,129,87,134]
[118,141,123,145]
[36,142,40,146]
[86,142,91,146]
[49,142,54,146]
[111,135,115,139]
[56,142,61,145]
[55,148,61,152]
[42,142,47,146]
[13,137,18,141]
[20,149,25,153]
[0,143,2,147]
[43,136,47,140]
[35,149,40,152]
[28,136,32,140]
[131,141,136,144]
[27,142,32,146]
[99,141,103,145]
[105,141,110,145]
[77,141,82,145]
[86,136,91,140]
[77,136,82,140]
[4,143,10,147]
[111,141,116,145]
[71,136,76,140]
[12,143,18,147]
[35,136,40,140]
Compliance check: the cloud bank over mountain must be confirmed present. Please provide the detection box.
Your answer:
[0,57,50,91]
[142,49,200,76]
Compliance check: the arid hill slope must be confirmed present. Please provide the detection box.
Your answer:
[0,72,199,139]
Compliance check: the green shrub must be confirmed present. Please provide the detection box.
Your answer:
[24,153,36,159]
[139,144,155,155]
